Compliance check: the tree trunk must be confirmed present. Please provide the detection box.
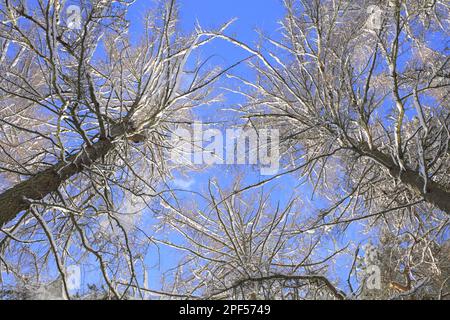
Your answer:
[0,138,114,227]
[0,121,132,227]
[356,143,450,215]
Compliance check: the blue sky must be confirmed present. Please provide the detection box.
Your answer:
[121,1,447,295]
[2,0,448,300]
[125,0,364,293]
[2,0,368,295]
[140,0,292,290]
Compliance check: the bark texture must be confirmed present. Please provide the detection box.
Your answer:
[0,122,131,227]
[357,143,450,215]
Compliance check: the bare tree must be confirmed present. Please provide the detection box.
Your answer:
[151,177,449,300]
[211,0,450,228]
[187,0,450,299]
[152,179,348,300]
[1,0,448,301]
[0,0,232,298]
[353,231,450,300]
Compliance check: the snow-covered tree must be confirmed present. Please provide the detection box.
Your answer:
[0,0,231,299]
